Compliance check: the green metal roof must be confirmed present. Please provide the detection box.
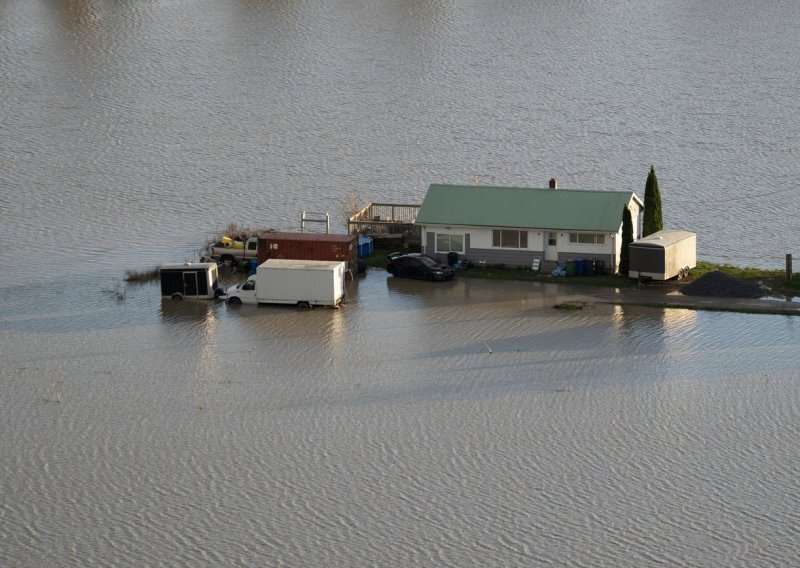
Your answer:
[416,184,639,232]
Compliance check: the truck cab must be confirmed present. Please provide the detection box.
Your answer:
[204,236,259,264]
[225,276,258,304]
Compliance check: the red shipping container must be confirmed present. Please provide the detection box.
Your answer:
[257,232,358,271]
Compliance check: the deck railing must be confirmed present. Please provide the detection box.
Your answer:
[348,203,421,244]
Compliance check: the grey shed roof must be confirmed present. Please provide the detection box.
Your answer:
[630,230,696,249]
[416,184,640,232]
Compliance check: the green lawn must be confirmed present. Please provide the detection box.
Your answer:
[363,247,800,294]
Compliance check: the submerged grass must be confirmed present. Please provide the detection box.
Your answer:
[124,266,161,283]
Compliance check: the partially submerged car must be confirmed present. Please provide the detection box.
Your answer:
[387,252,455,281]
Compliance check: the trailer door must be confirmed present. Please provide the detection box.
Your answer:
[183,271,199,297]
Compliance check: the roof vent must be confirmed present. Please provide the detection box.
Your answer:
[549,178,558,189]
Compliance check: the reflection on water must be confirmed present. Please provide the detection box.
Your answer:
[159,297,224,383]
[159,296,221,324]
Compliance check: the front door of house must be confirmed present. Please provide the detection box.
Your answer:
[545,232,558,261]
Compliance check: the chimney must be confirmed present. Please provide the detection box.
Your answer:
[549,178,558,189]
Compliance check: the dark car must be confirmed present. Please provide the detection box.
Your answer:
[386,252,455,281]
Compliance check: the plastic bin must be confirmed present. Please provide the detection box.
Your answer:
[595,260,605,275]
[357,236,373,257]
[575,258,585,276]
[565,260,576,276]
[447,251,459,267]
[584,259,596,276]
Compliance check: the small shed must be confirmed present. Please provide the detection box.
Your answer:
[629,230,697,281]
[257,232,358,271]
[160,262,220,300]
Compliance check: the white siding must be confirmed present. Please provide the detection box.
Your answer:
[421,222,634,272]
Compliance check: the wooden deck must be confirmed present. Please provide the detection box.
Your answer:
[348,202,421,245]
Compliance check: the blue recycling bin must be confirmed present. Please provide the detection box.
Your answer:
[358,236,373,257]
[575,258,586,276]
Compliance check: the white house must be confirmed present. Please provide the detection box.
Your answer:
[415,180,644,274]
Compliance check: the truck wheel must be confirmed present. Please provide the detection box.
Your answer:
[227,297,242,305]
[171,293,184,301]
[297,301,312,309]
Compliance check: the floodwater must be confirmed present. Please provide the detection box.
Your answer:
[3,276,800,566]
[2,1,800,566]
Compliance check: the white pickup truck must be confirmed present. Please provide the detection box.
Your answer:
[202,236,259,264]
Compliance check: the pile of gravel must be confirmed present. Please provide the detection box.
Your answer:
[681,270,767,299]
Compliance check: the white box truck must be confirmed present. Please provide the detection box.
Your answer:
[225,259,346,308]
[628,230,697,281]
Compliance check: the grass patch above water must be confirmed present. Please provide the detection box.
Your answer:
[362,247,633,288]
[124,266,161,283]
[362,248,799,293]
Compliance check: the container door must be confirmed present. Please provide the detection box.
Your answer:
[183,271,198,297]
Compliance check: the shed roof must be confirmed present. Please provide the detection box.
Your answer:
[416,184,641,232]
[630,230,696,249]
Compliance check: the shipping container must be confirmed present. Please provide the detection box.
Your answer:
[257,232,357,271]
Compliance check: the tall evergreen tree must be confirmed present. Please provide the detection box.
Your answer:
[643,165,663,236]
[619,206,634,275]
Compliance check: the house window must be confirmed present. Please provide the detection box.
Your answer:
[569,232,605,245]
[492,229,528,249]
[547,232,557,246]
[436,233,464,253]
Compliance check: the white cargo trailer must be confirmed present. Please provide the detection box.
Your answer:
[628,230,697,281]
[225,259,346,308]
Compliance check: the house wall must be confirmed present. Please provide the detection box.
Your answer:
[421,224,617,272]
[628,196,644,239]
[418,194,642,274]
